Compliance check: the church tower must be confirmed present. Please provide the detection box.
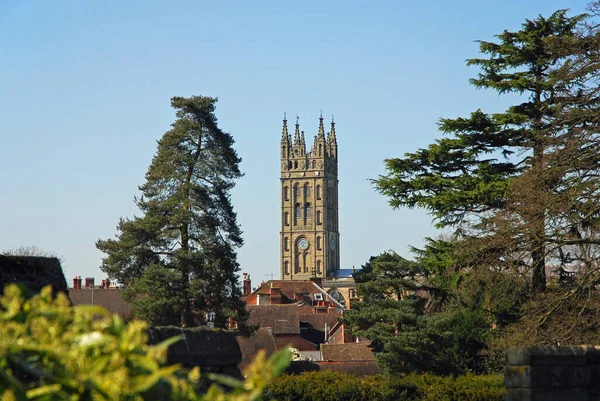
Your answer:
[280,112,340,280]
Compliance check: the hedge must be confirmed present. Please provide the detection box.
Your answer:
[266,370,504,401]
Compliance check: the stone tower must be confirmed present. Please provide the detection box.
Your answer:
[280,112,340,280]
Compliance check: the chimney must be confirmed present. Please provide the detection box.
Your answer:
[101,279,110,289]
[84,277,94,289]
[72,276,82,290]
[242,273,251,297]
[270,283,282,305]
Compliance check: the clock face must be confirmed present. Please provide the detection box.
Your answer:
[298,238,309,250]
[330,238,335,250]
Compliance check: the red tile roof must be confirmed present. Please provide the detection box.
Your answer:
[69,289,132,319]
[321,342,376,362]
[247,304,301,334]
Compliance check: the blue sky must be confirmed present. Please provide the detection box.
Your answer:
[1,0,586,285]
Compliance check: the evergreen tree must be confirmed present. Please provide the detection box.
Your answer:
[373,10,600,293]
[96,96,248,329]
[343,248,491,375]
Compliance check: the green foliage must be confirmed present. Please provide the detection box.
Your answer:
[373,9,600,293]
[0,284,289,401]
[344,250,492,375]
[96,95,249,329]
[266,371,504,401]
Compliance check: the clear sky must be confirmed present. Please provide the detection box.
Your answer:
[1,0,586,286]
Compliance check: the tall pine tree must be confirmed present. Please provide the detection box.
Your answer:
[374,10,600,293]
[97,96,248,329]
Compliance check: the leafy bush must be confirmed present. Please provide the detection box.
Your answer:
[266,371,504,401]
[0,284,289,401]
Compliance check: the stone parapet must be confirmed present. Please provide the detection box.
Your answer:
[505,346,600,401]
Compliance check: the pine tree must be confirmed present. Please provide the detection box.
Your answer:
[96,96,248,329]
[343,248,491,375]
[374,10,600,293]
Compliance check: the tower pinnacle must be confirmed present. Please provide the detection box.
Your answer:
[329,116,337,142]
[294,115,301,144]
[318,111,325,138]
[281,112,288,141]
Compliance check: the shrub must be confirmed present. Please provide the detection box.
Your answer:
[266,371,504,401]
[0,284,289,401]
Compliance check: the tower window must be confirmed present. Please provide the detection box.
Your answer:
[317,260,321,274]
[295,255,300,273]
[294,160,298,169]
[304,183,310,198]
[284,261,289,275]
[284,186,289,201]
[319,143,323,156]
[303,253,308,273]
[294,184,300,200]
[284,212,289,226]
[312,160,316,168]
[294,203,301,222]
[317,210,322,225]
[317,236,321,250]
[316,185,321,200]
[304,203,311,224]
[284,237,289,251]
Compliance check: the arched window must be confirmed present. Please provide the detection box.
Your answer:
[284,237,289,251]
[294,203,301,223]
[316,185,321,200]
[284,261,289,275]
[294,184,300,200]
[317,210,322,225]
[317,236,321,250]
[284,186,289,201]
[304,183,310,198]
[317,260,321,274]
[304,203,311,223]
[284,212,289,226]
[303,253,308,273]
[295,255,300,273]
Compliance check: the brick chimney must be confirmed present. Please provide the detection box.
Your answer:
[84,277,94,289]
[101,279,110,289]
[270,283,282,305]
[242,273,251,297]
[72,276,82,289]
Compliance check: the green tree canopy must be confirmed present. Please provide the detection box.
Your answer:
[374,9,600,293]
[96,96,248,329]
[343,248,492,375]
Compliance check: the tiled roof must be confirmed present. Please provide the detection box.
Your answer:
[321,342,376,362]
[247,304,300,334]
[299,311,341,330]
[255,280,320,301]
[69,289,132,319]
[236,328,277,369]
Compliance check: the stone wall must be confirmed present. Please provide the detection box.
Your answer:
[0,256,68,296]
[505,345,600,401]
